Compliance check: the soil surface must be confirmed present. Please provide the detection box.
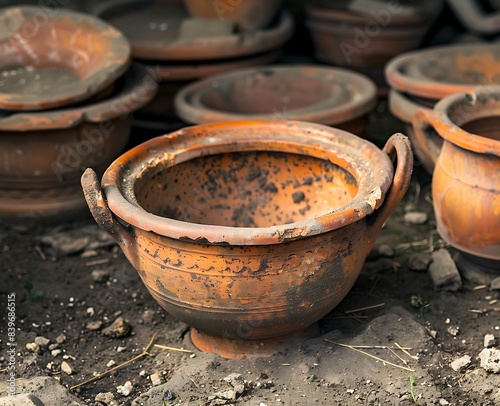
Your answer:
[1,102,500,406]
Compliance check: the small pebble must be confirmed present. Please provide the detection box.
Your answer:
[26,342,40,353]
[87,307,95,316]
[107,360,116,368]
[479,348,500,373]
[51,349,62,357]
[102,317,131,338]
[450,355,471,372]
[150,372,162,386]
[378,244,395,258]
[491,277,500,291]
[447,325,460,336]
[95,392,117,406]
[56,334,66,344]
[484,334,496,348]
[86,320,103,331]
[404,211,428,225]
[61,361,73,375]
[117,381,133,396]
[117,346,127,352]
[34,336,50,347]
[91,269,111,283]
[408,252,432,272]
[439,399,450,405]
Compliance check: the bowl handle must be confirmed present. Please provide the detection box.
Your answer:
[412,108,441,168]
[81,168,138,268]
[366,133,413,255]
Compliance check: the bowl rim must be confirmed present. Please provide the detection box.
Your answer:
[0,6,131,111]
[174,65,377,126]
[100,120,395,245]
[385,43,500,99]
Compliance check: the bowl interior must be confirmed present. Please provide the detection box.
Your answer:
[135,150,358,228]
[461,117,500,141]
[197,72,338,115]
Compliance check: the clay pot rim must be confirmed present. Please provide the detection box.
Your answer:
[96,1,294,61]
[174,65,377,126]
[304,2,431,26]
[388,89,432,123]
[385,43,500,99]
[147,49,282,81]
[306,18,428,37]
[0,63,158,132]
[430,86,500,155]
[100,120,395,245]
[0,6,131,111]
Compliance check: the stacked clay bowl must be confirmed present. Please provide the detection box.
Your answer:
[95,0,294,118]
[305,0,442,92]
[385,43,500,173]
[0,6,158,219]
[174,65,377,136]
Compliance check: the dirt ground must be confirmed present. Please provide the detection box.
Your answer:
[1,102,500,406]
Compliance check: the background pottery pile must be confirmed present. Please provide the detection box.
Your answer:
[0,6,157,219]
[94,0,294,121]
[174,65,377,135]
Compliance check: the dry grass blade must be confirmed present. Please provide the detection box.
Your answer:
[324,339,415,372]
[70,332,158,390]
[387,346,409,366]
[395,342,418,360]
[344,303,385,314]
[154,344,194,353]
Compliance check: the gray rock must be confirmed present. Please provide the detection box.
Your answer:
[102,317,131,338]
[55,334,66,344]
[484,334,497,348]
[404,211,428,225]
[491,277,500,291]
[428,249,462,291]
[0,376,85,405]
[479,348,500,373]
[0,394,45,405]
[34,337,50,348]
[95,392,117,405]
[378,244,395,258]
[25,343,40,354]
[117,381,133,397]
[408,252,432,272]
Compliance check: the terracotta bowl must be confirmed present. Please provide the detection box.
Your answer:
[412,87,500,268]
[386,43,500,99]
[0,64,158,219]
[305,1,434,71]
[183,0,284,30]
[82,121,413,358]
[0,6,131,111]
[174,66,377,135]
[96,0,293,61]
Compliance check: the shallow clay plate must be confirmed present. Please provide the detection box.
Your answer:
[174,65,377,126]
[95,0,293,61]
[0,6,131,111]
[385,43,500,99]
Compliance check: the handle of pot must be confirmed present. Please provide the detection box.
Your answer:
[81,168,134,250]
[365,133,413,255]
[412,108,441,168]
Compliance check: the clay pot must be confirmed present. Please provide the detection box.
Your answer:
[305,1,438,89]
[386,43,500,173]
[0,6,131,111]
[96,0,293,61]
[81,121,413,358]
[174,66,377,134]
[0,64,158,219]
[183,0,283,30]
[412,87,500,265]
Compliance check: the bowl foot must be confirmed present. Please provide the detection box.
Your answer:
[190,323,320,359]
[454,251,500,285]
